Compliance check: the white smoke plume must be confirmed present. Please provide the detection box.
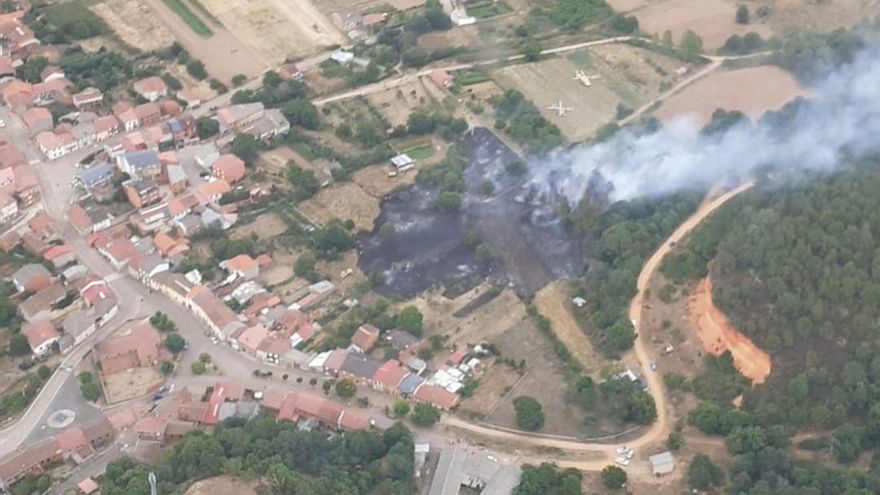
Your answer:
[534,46,880,203]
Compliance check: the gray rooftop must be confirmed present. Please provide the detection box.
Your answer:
[428,446,521,495]
[340,352,382,380]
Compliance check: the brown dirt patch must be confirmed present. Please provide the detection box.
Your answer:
[409,285,528,351]
[533,281,601,373]
[367,79,439,128]
[297,182,380,233]
[230,212,287,241]
[185,476,258,495]
[458,362,522,418]
[316,250,365,293]
[197,0,347,65]
[632,0,775,49]
[91,0,175,52]
[759,0,880,34]
[656,65,810,127]
[102,367,165,404]
[689,277,772,384]
[487,320,588,436]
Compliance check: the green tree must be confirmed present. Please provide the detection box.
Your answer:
[79,371,93,384]
[434,191,461,212]
[688,454,724,490]
[736,5,750,24]
[196,117,219,139]
[335,378,357,398]
[9,334,31,356]
[379,223,396,240]
[393,400,411,417]
[396,307,424,337]
[282,98,321,130]
[611,14,639,33]
[680,30,704,61]
[601,465,627,490]
[230,134,261,166]
[165,334,186,354]
[521,39,541,62]
[667,431,684,450]
[293,253,318,281]
[231,74,247,86]
[161,361,175,376]
[186,59,208,80]
[411,403,441,426]
[191,361,206,375]
[513,396,544,431]
[15,56,49,83]
[37,365,51,380]
[80,382,101,402]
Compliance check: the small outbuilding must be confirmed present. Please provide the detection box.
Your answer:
[649,451,675,476]
[390,154,414,172]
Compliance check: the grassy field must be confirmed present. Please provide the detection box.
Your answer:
[466,1,512,19]
[454,70,491,86]
[405,144,436,160]
[162,0,213,37]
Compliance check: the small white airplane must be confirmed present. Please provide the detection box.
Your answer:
[574,70,601,87]
[547,100,573,117]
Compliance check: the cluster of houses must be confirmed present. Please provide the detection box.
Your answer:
[0,416,115,490]
[2,211,119,357]
[0,139,39,223]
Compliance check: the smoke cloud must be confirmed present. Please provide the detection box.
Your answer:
[533,46,880,203]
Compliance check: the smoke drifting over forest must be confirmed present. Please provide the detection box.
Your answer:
[535,46,880,203]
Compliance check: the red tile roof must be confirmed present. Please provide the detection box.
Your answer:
[21,321,59,350]
[372,360,409,390]
[351,324,380,352]
[413,384,459,410]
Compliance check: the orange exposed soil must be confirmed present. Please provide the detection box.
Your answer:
[689,277,772,384]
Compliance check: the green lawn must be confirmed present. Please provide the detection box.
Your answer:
[405,144,436,160]
[162,0,213,37]
[466,1,512,19]
[454,71,491,86]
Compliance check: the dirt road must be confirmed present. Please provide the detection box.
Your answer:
[438,181,754,478]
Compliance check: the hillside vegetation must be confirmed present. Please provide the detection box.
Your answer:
[663,155,880,493]
[98,419,416,495]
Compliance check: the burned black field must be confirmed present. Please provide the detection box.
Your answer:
[358,127,586,298]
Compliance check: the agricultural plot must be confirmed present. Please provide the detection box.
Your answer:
[492,44,680,141]
[91,0,176,51]
[623,0,774,49]
[102,368,164,404]
[162,0,213,37]
[297,182,380,233]
[196,0,347,64]
[655,65,810,127]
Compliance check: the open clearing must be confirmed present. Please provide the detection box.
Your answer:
[230,212,287,241]
[458,362,523,419]
[410,285,527,351]
[655,65,810,127]
[618,0,775,49]
[102,368,164,404]
[533,281,601,373]
[185,476,258,495]
[143,0,266,81]
[367,79,441,128]
[689,277,772,384]
[756,0,880,34]
[197,0,347,65]
[487,320,588,437]
[297,182,380,232]
[91,0,175,51]
[493,44,683,140]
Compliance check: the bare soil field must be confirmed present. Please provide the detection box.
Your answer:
[641,275,706,380]
[185,476,258,495]
[409,284,528,350]
[689,277,772,384]
[102,367,164,404]
[366,80,439,128]
[493,44,680,140]
[487,320,588,436]
[458,362,523,418]
[316,250,365,293]
[197,0,347,65]
[91,0,175,52]
[297,182,380,233]
[628,0,775,50]
[142,0,266,81]
[655,65,810,127]
[757,0,880,34]
[352,164,417,197]
[533,281,601,373]
[230,212,287,241]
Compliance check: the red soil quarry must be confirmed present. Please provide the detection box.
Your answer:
[689,277,772,384]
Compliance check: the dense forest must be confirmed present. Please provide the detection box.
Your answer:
[662,156,880,494]
[570,194,700,357]
[97,419,416,495]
